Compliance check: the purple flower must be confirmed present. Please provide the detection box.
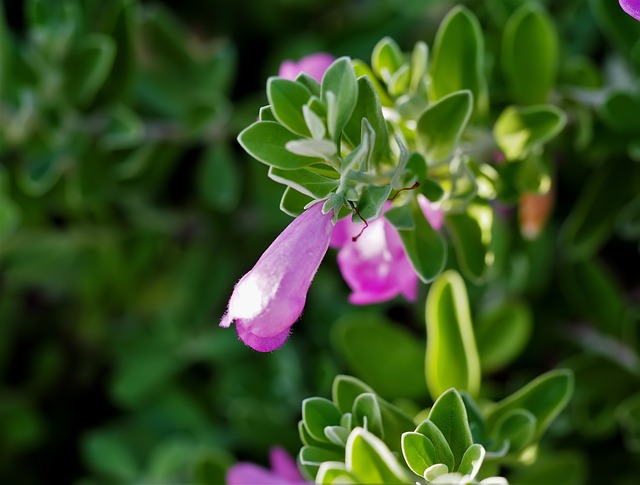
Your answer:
[227,447,309,485]
[279,53,335,82]
[620,0,640,21]
[330,195,443,305]
[220,203,333,352]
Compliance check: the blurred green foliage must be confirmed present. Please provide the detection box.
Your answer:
[1,0,639,484]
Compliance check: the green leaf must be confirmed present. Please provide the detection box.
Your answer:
[353,393,383,438]
[238,121,321,169]
[352,59,393,107]
[457,444,485,479]
[285,139,337,159]
[198,143,241,213]
[353,185,391,221]
[429,6,488,117]
[102,104,144,150]
[588,0,640,56]
[414,420,455,471]
[303,397,343,443]
[402,432,438,476]
[17,151,65,197]
[427,389,473,470]
[416,90,473,162]
[65,34,116,105]
[425,271,481,399]
[0,169,20,238]
[392,199,447,283]
[410,41,429,95]
[342,77,389,166]
[424,463,449,481]
[321,57,357,142]
[476,301,532,373]
[332,314,427,400]
[147,438,194,481]
[509,450,587,485]
[492,409,536,453]
[559,259,627,338]
[493,105,566,161]
[269,166,338,199]
[345,428,409,484]
[384,202,415,230]
[280,187,314,217]
[316,462,359,484]
[332,375,375,415]
[560,162,640,260]
[445,203,494,284]
[189,450,232,485]
[267,77,312,137]
[83,432,138,482]
[600,91,640,134]
[486,369,574,440]
[299,446,343,466]
[371,37,404,82]
[502,4,558,104]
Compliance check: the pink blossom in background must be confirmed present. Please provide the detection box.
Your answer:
[330,195,443,305]
[620,0,640,21]
[279,53,335,82]
[227,447,309,485]
[220,203,333,352]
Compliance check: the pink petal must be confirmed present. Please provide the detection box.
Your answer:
[620,0,640,21]
[226,463,287,485]
[417,194,443,231]
[270,447,304,483]
[221,203,333,351]
[278,53,335,83]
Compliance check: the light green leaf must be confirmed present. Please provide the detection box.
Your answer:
[332,375,375,415]
[429,6,488,117]
[267,77,312,137]
[402,432,438,476]
[342,77,389,166]
[321,57,357,141]
[285,139,337,159]
[353,393,383,438]
[371,37,404,82]
[493,105,566,161]
[346,428,409,484]
[303,397,343,443]
[414,420,455,471]
[316,462,359,484]
[502,4,558,104]
[238,121,321,169]
[416,90,473,162]
[425,271,481,399]
[410,41,429,95]
[458,444,485,479]
[427,389,473,469]
[476,301,532,373]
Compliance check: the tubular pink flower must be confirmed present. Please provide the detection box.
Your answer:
[227,447,309,485]
[220,203,333,352]
[330,195,443,305]
[279,53,335,82]
[620,0,640,21]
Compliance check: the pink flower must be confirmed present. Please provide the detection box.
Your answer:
[279,53,335,82]
[330,195,443,305]
[620,0,640,21]
[220,203,333,352]
[227,447,309,485]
